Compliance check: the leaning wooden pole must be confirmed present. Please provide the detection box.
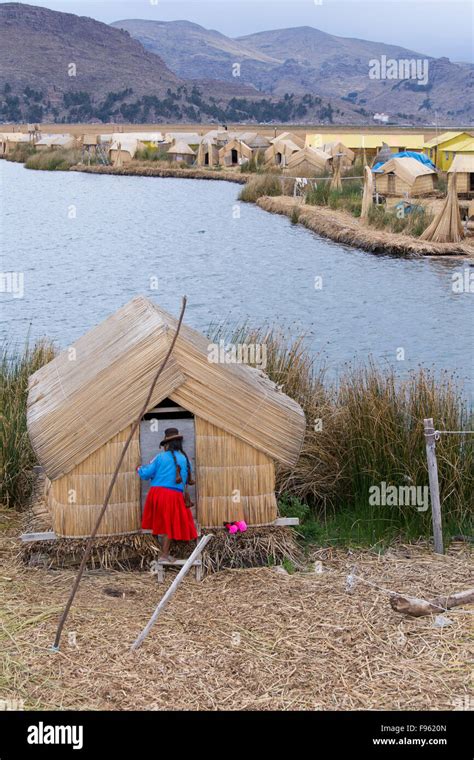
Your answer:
[423,418,444,555]
[131,533,213,651]
[51,296,188,651]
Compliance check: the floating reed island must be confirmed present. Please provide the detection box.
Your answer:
[256,195,474,257]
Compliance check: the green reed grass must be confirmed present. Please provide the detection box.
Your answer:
[24,149,83,171]
[1,340,56,508]
[210,324,473,543]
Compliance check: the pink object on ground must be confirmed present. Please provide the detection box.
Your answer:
[227,524,238,534]
[235,520,248,532]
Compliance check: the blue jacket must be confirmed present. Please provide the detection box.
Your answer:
[137,450,190,491]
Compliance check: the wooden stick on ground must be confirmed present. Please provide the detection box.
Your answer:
[131,533,213,651]
[51,296,188,651]
[390,588,474,617]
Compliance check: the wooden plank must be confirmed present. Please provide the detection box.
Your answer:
[273,517,300,526]
[131,534,213,651]
[20,531,57,542]
[424,418,444,554]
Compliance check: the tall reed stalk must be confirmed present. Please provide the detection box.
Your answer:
[1,341,56,508]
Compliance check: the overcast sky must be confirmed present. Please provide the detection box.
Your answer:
[13,0,474,63]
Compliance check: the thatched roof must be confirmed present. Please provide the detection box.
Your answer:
[375,156,435,185]
[109,136,140,157]
[36,134,75,148]
[165,131,201,145]
[237,132,270,149]
[287,147,332,172]
[270,132,305,149]
[448,154,474,173]
[167,140,196,155]
[27,297,305,481]
[0,132,30,143]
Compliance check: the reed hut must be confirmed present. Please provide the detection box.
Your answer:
[0,132,31,156]
[167,141,196,165]
[218,138,254,167]
[373,156,437,197]
[35,134,76,151]
[264,138,301,167]
[448,155,474,196]
[285,147,332,176]
[109,136,142,165]
[197,139,220,167]
[27,297,305,540]
[322,141,355,168]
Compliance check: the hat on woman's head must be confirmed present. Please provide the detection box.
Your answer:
[160,427,183,447]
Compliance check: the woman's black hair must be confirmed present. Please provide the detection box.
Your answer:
[164,439,195,485]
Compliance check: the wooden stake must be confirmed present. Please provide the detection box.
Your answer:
[131,533,213,651]
[424,418,444,555]
[391,588,474,617]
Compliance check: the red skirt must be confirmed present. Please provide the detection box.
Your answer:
[141,486,197,541]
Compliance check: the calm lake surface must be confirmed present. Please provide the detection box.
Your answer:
[1,160,473,399]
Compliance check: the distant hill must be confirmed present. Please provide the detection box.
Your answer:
[112,19,474,125]
[0,4,262,124]
[1,4,471,125]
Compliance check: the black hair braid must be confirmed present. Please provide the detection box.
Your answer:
[169,449,182,484]
[182,451,195,486]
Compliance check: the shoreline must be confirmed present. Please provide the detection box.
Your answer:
[257,196,474,258]
[37,162,474,257]
[71,163,249,184]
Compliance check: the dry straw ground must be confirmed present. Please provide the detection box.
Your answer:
[1,511,472,711]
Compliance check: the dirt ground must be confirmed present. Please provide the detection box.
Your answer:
[0,509,472,712]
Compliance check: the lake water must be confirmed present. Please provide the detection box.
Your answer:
[1,160,473,400]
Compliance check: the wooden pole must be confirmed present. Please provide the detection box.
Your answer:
[423,418,444,554]
[131,534,213,651]
[51,296,188,651]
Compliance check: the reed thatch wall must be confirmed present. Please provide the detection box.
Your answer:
[195,417,278,528]
[375,173,436,196]
[452,172,471,194]
[49,425,141,538]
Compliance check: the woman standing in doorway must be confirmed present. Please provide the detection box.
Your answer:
[137,427,197,562]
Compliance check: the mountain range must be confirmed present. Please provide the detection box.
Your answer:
[0,3,471,125]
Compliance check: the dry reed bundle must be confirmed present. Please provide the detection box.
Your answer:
[329,155,342,192]
[360,165,373,221]
[199,526,304,574]
[420,173,465,243]
[20,533,160,570]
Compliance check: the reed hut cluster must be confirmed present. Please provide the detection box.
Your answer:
[26,297,305,542]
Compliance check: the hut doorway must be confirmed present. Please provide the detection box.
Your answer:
[204,152,209,166]
[231,148,238,165]
[139,399,197,525]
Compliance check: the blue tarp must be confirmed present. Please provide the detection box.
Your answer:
[373,151,436,173]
